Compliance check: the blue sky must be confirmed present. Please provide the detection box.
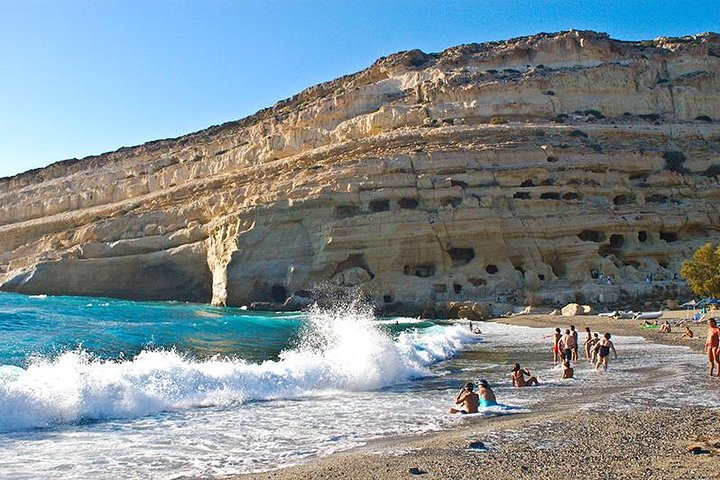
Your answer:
[0,0,717,178]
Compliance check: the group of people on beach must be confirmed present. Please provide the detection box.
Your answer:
[450,324,618,414]
[550,325,617,371]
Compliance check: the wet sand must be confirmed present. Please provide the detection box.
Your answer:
[230,311,720,480]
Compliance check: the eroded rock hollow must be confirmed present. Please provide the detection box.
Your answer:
[1,31,719,312]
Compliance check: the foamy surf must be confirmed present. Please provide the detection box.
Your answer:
[0,302,478,432]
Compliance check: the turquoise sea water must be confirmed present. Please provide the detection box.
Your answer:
[0,291,475,478]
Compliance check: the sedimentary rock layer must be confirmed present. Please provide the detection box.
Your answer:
[1,30,719,310]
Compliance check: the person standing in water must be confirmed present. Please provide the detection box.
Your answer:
[561,328,576,363]
[548,327,562,364]
[570,325,579,361]
[595,333,617,371]
[590,332,600,364]
[477,379,497,407]
[511,364,539,387]
[583,326,593,360]
[705,319,719,376]
[449,382,479,414]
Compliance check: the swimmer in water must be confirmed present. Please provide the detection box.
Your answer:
[511,364,539,387]
[561,360,574,379]
[449,382,479,414]
[477,379,497,407]
[595,333,618,371]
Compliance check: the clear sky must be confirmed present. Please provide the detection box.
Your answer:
[0,0,717,178]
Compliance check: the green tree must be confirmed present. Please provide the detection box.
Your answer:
[680,243,720,298]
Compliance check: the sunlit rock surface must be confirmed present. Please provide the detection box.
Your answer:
[1,31,719,311]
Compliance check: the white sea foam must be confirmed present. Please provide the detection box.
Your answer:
[0,302,477,432]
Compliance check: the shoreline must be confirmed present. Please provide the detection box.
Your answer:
[229,311,719,480]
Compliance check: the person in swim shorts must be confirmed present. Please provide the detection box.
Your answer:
[477,379,497,407]
[450,382,479,414]
[595,333,617,371]
[511,364,539,387]
[570,325,579,361]
[547,327,562,364]
[705,319,719,376]
[560,328,575,363]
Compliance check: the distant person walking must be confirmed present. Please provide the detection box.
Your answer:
[594,333,617,371]
[511,364,539,387]
[705,319,719,376]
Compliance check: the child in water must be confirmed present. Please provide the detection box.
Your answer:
[561,360,574,379]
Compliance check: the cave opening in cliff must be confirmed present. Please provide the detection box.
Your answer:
[646,194,669,204]
[399,197,419,209]
[609,234,625,249]
[450,179,469,189]
[578,230,606,242]
[404,264,436,277]
[538,274,545,281]
[447,247,475,266]
[660,232,678,242]
[369,199,390,212]
[383,294,393,303]
[513,192,531,199]
[520,179,535,187]
[335,205,358,218]
[546,156,558,163]
[441,197,463,208]
[540,192,561,200]
[613,194,633,205]
[638,231,648,242]
[453,284,462,294]
[334,253,374,279]
[271,284,288,303]
[562,192,582,201]
[485,264,499,274]
[468,277,486,286]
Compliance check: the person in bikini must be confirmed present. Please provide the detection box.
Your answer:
[705,319,719,376]
[449,382,479,414]
[511,364,539,387]
[590,332,600,364]
[477,379,497,407]
[595,333,617,371]
[583,326,593,360]
[680,325,694,339]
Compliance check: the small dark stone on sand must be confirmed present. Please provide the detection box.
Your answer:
[468,441,487,451]
[408,467,427,475]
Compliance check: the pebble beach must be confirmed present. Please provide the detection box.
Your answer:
[233,311,720,480]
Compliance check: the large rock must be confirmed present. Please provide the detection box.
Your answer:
[562,303,584,316]
[0,31,717,310]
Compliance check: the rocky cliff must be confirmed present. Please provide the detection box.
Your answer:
[1,30,719,312]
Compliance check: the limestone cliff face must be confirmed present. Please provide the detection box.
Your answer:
[1,30,719,310]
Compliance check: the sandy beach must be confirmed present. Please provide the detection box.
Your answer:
[231,311,720,480]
